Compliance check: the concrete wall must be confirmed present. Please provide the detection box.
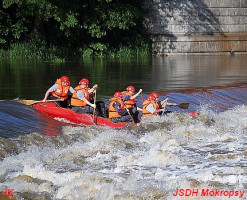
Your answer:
[143,0,247,54]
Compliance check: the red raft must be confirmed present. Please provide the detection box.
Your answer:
[33,102,128,128]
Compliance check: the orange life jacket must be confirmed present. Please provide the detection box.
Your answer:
[71,86,89,107]
[121,91,135,109]
[52,79,70,100]
[142,100,159,116]
[109,97,125,119]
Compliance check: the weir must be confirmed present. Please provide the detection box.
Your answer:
[144,0,247,54]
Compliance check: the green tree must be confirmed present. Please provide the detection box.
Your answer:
[0,0,149,58]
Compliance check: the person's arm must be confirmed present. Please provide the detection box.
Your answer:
[160,98,168,107]
[160,98,177,107]
[114,102,127,115]
[43,91,50,102]
[122,94,130,101]
[82,98,96,108]
[137,107,142,111]
[43,84,58,102]
[69,86,75,94]
[87,84,98,94]
[88,88,96,94]
[130,89,142,100]
[167,102,177,106]
[77,90,96,108]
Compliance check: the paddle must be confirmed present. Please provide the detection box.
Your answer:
[161,102,189,115]
[92,88,97,124]
[126,108,135,123]
[176,103,189,109]
[141,91,144,103]
[166,102,189,109]
[19,99,63,105]
[161,100,168,116]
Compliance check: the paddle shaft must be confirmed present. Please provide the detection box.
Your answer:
[93,89,97,123]
[161,102,189,115]
[165,102,189,109]
[161,100,168,116]
[141,92,144,104]
[19,99,63,105]
[126,108,135,123]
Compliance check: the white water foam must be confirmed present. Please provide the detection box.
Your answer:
[0,106,246,199]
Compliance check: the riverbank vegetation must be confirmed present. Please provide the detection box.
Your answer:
[0,0,151,61]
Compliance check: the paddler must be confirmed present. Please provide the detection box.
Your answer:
[151,92,177,114]
[142,93,176,116]
[86,80,107,118]
[108,92,133,123]
[142,93,161,116]
[121,85,142,122]
[71,78,98,115]
[42,76,74,108]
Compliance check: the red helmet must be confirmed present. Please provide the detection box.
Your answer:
[147,94,155,101]
[61,76,69,83]
[114,92,123,99]
[126,85,135,93]
[151,92,159,99]
[79,78,89,86]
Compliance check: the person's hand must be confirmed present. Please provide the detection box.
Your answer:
[42,99,46,102]
[91,104,96,109]
[160,109,166,112]
[93,84,98,89]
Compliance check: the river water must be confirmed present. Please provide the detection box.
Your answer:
[0,55,246,199]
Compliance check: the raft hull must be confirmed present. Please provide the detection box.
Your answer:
[33,102,128,128]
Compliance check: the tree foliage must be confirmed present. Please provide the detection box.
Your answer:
[0,0,148,57]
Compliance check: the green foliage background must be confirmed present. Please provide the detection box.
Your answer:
[0,0,151,60]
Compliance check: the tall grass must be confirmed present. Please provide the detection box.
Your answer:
[2,37,67,62]
[0,37,151,61]
[81,41,151,58]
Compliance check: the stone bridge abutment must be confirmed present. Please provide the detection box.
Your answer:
[143,0,247,54]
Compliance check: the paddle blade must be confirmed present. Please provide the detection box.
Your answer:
[178,103,189,109]
[18,100,38,105]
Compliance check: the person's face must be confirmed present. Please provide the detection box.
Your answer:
[80,82,87,88]
[62,81,69,86]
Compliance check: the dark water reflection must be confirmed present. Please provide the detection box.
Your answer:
[1,55,247,101]
[149,55,247,92]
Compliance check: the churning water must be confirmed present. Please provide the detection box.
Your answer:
[0,85,246,199]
